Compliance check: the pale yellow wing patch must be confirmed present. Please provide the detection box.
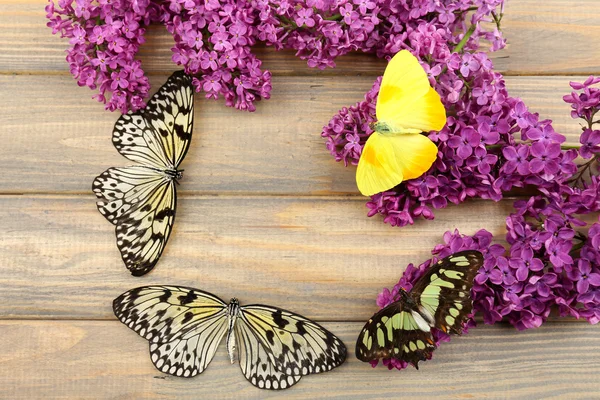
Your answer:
[376,50,431,125]
[385,87,447,133]
[391,132,438,181]
[356,132,438,196]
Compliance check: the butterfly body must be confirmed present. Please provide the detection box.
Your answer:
[371,121,393,134]
[226,298,241,364]
[93,71,194,276]
[163,167,184,181]
[114,286,347,390]
[356,251,484,368]
[393,288,436,332]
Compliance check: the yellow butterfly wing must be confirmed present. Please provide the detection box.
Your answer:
[356,132,438,197]
[376,50,446,133]
[355,50,445,196]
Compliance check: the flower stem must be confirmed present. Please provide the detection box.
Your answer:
[485,143,581,151]
[435,24,478,80]
[567,157,596,185]
[491,11,503,30]
[323,13,342,21]
[453,24,477,54]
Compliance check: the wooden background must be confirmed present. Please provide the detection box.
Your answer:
[1,0,600,398]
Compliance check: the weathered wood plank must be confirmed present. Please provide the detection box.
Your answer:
[0,195,516,320]
[0,74,584,195]
[496,1,600,75]
[1,0,599,76]
[1,320,599,399]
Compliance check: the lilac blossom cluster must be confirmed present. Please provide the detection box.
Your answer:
[324,56,576,226]
[374,77,600,370]
[320,1,581,227]
[46,0,152,112]
[46,0,271,112]
[46,0,505,112]
[254,0,505,69]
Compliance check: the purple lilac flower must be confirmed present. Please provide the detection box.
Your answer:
[323,49,575,226]
[568,260,600,294]
[47,0,271,112]
[47,0,510,112]
[375,74,600,366]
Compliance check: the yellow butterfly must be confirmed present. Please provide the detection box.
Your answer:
[356,50,447,196]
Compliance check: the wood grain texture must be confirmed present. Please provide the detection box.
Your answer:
[1,0,600,76]
[1,320,599,399]
[0,74,584,194]
[2,1,599,398]
[0,194,515,320]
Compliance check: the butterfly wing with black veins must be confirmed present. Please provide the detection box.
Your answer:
[113,286,348,390]
[93,70,194,276]
[113,286,229,377]
[356,251,483,368]
[236,305,347,389]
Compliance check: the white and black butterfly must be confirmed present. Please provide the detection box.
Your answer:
[93,71,194,276]
[113,286,347,390]
[356,251,483,368]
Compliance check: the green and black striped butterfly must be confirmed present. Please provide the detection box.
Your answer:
[356,250,484,368]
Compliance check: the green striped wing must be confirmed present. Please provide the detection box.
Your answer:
[355,302,437,367]
[355,251,483,368]
[410,250,483,335]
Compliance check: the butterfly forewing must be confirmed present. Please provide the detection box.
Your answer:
[376,50,445,134]
[376,50,431,126]
[114,179,176,276]
[113,70,194,170]
[113,286,228,377]
[143,71,194,168]
[410,250,484,334]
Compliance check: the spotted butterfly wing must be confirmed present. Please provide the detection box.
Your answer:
[93,71,194,276]
[237,305,347,389]
[356,251,483,368]
[113,286,228,377]
[113,286,347,390]
[355,301,437,367]
[235,321,302,390]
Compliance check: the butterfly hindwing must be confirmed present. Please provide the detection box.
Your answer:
[93,166,169,225]
[238,305,347,379]
[356,132,438,196]
[355,303,436,368]
[410,250,484,335]
[235,319,302,390]
[113,286,228,377]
